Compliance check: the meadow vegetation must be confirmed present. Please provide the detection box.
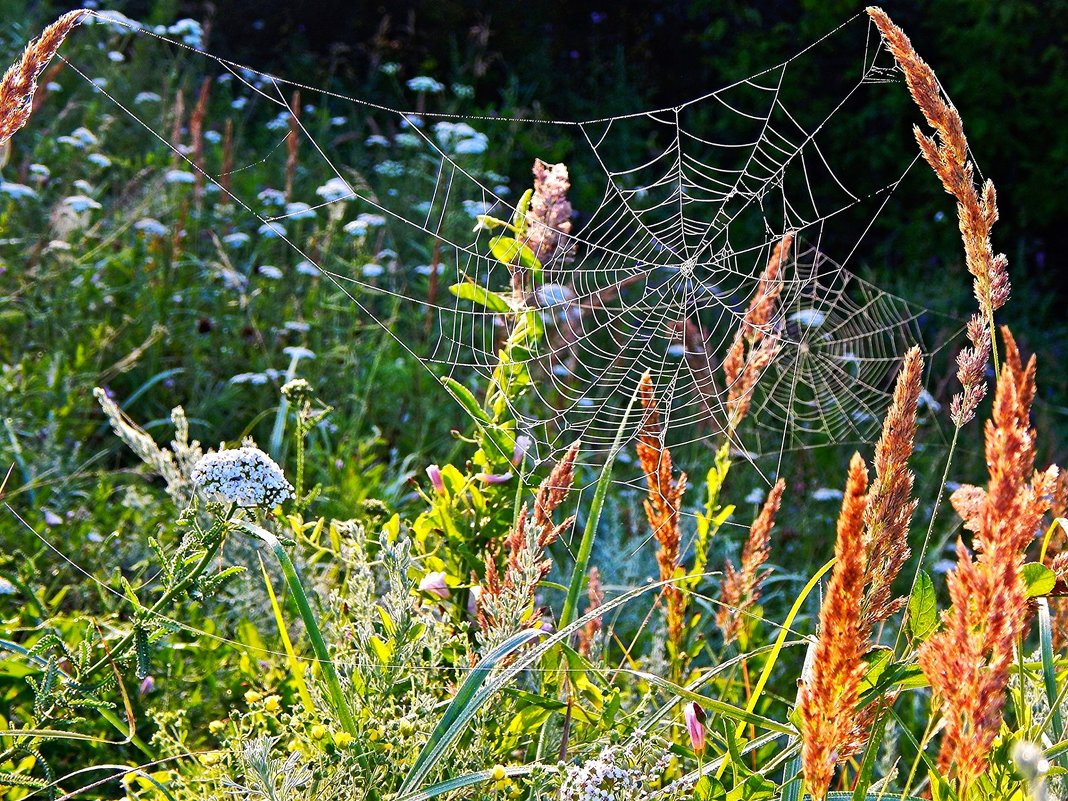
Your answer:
[0,6,1066,801]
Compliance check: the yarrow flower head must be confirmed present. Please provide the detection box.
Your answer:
[191,446,294,507]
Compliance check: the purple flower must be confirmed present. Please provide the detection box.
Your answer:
[476,472,512,485]
[419,571,449,599]
[426,464,445,494]
[139,676,156,696]
[684,701,706,755]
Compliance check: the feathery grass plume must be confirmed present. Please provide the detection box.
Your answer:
[0,10,85,145]
[717,478,785,645]
[868,7,1009,423]
[476,441,580,651]
[636,374,689,649]
[525,159,573,266]
[723,234,792,433]
[799,454,870,801]
[860,346,922,629]
[285,90,300,202]
[577,566,605,658]
[919,328,1057,791]
[190,76,212,203]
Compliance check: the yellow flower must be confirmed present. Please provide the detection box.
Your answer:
[334,731,354,748]
[264,695,281,713]
[208,719,227,735]
[311,724,327,741]
[244,690,262,704]
[491,765,507,782]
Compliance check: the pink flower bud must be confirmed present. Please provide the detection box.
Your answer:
[512,435,532,466]
[468,584,482,616]
[426,464,445,494]
[419,571,449,599]
[475,471,512,485]
[684,701,706,755]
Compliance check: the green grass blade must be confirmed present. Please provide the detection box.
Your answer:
[401,577,677,794]
[401,628,545,792]
[238,521,357,735]
[617,669,794,735]
[559,385,639,629]
[1038,597,1064,741]
[716,557,835,780]
[395,765,537,801]
[258,553,315,712]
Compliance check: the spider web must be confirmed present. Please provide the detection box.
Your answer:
[66,9,960,483]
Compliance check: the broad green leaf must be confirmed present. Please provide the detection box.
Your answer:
[440,377,490,424]
[448,281,511,313]
[488,235,541,272]
[1023,562,1057,597]
[907,570,937,642]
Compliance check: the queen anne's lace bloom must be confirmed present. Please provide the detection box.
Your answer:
[191,446,293,507]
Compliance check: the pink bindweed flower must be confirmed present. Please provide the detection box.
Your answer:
[684,701,706,755]
[426,464,445,494]
[419,571,449,599]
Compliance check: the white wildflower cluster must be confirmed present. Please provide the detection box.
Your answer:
[190,446,293,508]
[559,740,670,801]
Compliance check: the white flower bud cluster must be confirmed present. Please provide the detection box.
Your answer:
[190,446,293,507]
[558,741,667,801]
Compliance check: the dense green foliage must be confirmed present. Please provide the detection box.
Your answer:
[0,4,1066,801]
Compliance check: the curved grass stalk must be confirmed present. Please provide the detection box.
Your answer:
[400,577,681,794]
[716,556,836,780]
[395,764,538,801]
[237,520,358,736]
[559,384,640,629]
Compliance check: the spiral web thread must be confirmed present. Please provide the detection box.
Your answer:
[63,10,961,490]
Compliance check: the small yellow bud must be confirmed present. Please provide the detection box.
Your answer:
[287,738,300,752]
[398,718,414,736]
[334,731,354,748]
[491,765,507,782]
[244,690,262,704]
[311,724,327,740]
[208,719,226,735]
[263,695,281,713]
[200,751,221,766]
[368,728,381,742]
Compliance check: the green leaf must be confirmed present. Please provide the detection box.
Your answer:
[907,570,937,642]
[511,188,533,235]
[488,236,541,272]
[1023,562,1057,597]
[440,377,490,425]
[448,282,512,313]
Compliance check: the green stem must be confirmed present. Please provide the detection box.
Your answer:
[559,385,641,630]
[238,520,358,736]
[893,425,959,655]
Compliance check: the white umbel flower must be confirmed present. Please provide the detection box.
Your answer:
[191,446,293,507]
